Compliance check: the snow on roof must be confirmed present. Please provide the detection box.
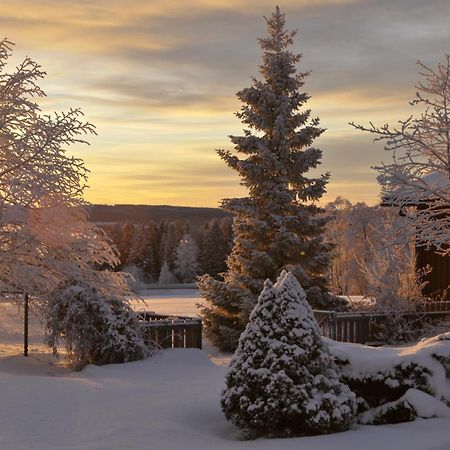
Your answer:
[420,172,450,190]
[382,171,450,206]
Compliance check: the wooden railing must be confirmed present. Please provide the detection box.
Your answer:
[139,312,202,349]
[313,301,450,344]
[418,301,450,312]
[137,302,450,349]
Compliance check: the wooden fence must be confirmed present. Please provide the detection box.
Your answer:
[313,301,450,345]
[139,312,202,349]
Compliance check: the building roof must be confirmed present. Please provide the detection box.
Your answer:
[381,171,450,207]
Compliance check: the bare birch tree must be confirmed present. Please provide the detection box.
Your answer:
[351,55,450,254]
[0,39,128,300]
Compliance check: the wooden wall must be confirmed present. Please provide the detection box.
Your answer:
[416,246,450,299]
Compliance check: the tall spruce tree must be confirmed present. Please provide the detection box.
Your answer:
[199,7,333,351]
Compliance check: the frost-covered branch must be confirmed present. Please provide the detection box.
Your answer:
[0,40,128,300]
[351,55,450,254]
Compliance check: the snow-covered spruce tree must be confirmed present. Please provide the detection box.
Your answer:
[351,54,450,255]
[158,261,176,285]
[199,7,335,351]
[173,234,201,283]
[221,271,356,437]
[45,279,149,370]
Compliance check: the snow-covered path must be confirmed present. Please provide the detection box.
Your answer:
[0,349,450,450]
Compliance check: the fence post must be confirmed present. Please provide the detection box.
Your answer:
[330,312,337,341]
[24,293,29,357]
[196,320,202,349]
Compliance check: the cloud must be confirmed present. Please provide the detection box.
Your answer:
[1,0,450,206]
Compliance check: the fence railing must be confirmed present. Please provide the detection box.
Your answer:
[417,301,450,312]
[313,301,450,344]
[139,312,202,349]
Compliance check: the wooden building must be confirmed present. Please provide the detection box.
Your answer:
[416,247,450,299]
[382,172,450,300]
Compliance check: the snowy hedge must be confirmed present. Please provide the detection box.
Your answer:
[328,334,450,424]
[45,280,150,370]
[221,271,356,437]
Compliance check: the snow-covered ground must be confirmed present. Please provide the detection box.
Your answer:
[0,300,51,359]
[0,349,449,450]
[133,288,201,317]
[0,290,449,449]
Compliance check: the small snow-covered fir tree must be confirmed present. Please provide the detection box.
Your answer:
[221,271,356,437]
[199,7,334,351]
[173,234,201,283]
[158,261,176,285]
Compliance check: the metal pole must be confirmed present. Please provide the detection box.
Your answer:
[24,293,29,357]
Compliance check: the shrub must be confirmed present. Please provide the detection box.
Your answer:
[329,333,450,423]
[45,280,150,370]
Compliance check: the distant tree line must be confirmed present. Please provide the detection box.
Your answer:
[101,217,233,284]
[101,197,421,303]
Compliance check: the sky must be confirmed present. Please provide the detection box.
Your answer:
[1,0,450,207]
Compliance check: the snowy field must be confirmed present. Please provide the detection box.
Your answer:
[133,288,201,317]
[0,290,449,450]
[0,300,51,359]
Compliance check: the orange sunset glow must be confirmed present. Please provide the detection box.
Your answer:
[2,0,449,206]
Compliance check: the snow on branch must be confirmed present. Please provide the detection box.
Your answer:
[351,55,450,254]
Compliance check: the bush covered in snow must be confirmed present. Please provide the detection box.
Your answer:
[329,333,450,424]
[221,271,356,437]
[45,280,150,370]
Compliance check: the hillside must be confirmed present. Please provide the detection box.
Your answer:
[88,204,231,226]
